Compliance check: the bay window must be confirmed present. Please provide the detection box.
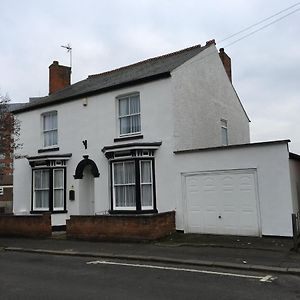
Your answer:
[32,167,65,212]
[112,158,155,212]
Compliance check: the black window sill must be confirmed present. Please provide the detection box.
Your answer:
[108,209,158,215]
[114,135,143,142]
[38,147,60,153]
[30,210,67,214]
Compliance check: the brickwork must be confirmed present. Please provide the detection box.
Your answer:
[0,213,52,238]
[66,211,175,241]
[219,48,232,82]
[49,61,71,94]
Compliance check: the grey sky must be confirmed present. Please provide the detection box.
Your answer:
[1,0,299,152]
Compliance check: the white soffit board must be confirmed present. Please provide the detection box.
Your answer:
[184,169,260,236]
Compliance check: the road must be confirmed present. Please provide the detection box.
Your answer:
[0,251,299,300]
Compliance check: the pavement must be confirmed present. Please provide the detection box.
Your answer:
[0,232,300,275]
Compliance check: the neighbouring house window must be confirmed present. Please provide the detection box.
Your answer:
[43,111,58,147]
[221,119,228,146]
[112,159,154,211]
[0,187,3,196]
[118,94,141,136]
[32,168,65,212]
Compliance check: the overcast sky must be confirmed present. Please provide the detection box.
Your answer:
[1,0,299,152]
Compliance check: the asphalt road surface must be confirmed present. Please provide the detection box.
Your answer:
[0,251,300,300]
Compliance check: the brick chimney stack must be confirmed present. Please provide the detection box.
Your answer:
[219,48,232,83]
[49,61,71,95]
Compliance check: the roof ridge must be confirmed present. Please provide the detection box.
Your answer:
[88,44,202,79]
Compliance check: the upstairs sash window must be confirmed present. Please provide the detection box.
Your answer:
[43,111,58,147]
[221,119,228,146]
[119,94,141,135]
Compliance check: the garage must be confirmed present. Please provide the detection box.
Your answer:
[184,169,260,236]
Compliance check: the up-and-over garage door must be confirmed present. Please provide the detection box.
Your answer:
[184,170,260,236]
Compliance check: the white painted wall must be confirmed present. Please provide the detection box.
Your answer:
[13,46,256,230]
[13,78,176,225]
[173,142,294,237]
[171,45,250,151]
[289,158,300,212]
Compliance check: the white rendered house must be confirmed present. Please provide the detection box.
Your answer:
[12,40,300,236]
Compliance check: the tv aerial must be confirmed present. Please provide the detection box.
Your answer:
[61,43,72,70]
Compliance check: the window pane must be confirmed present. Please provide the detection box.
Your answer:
[125,185,136,207]
[54,169,63,188]
[44,132,51,147]
[51,113,57,129]
[120,117,130,135]
[43,112,57,131]
[222,127,228,145]
[52,130,58,145]
[114,163,124,184]
[141,185,152,207]
[131,115,141,133]
[115,186,125,207]
[141,161,152,183]
[130,96,140,114]
[41,170,49,189]
[119,98,129,116]
[124,162,135,184]
[34,171,42,189]
[43,114,50,131]
[54,190,64,208]
[35,190,49,209]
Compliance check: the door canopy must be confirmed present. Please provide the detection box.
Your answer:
[74,155,100,179]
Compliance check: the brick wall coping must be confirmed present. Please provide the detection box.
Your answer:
[69,211,174,218]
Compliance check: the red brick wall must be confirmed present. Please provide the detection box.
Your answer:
[49,61,71,95]
[219,48,232,82]
[0,214,52,238]
[66,211,175,241]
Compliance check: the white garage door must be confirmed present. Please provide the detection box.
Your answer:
[184,170,260,236]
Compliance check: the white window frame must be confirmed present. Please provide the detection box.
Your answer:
[118,93,141,137]
[221,119,228,146]
[32,167,65,212]
[111,158,155,212]
[33,169,50,211]
[139,160,153,210]
[53,168,64,211]
[112,161,136,210]
[42,111,58,148]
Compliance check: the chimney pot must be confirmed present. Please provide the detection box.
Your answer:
[206,39,216,46]
[49,61,71,95]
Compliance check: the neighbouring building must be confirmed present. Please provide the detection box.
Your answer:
[11,40,300,237]
[0,103,25,213]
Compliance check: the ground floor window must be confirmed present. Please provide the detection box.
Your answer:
[112,159,156,212]
[32,168,66,212]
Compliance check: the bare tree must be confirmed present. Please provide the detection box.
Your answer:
[0,94,22,166]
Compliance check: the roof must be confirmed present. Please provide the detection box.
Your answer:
[12,44,210,114]
[8,103,27,112]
